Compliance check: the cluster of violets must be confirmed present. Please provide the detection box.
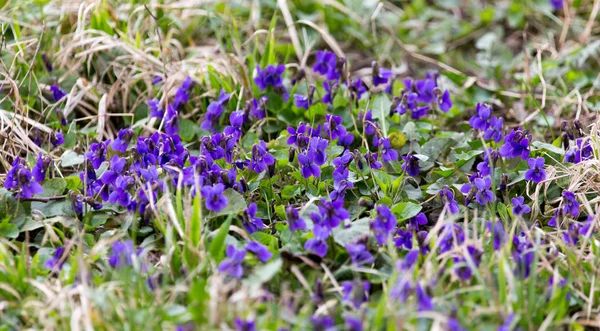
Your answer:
[3,49,596,331]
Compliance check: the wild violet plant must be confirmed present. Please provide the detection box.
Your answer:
[2,46,595,330]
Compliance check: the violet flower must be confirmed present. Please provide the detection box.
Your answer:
[218,245,246,278]
[249,141,275,174]
[370,204,397,245]
[242,203,265,234]
[525,157,546,183]
[511,196,531,216]
[286,205,306,232]
[401,153,420,177]
[345,243,374,266]
[201,183,228,212]
[500,127,531,160]
[439,186,460,214]
[246,241,272,262]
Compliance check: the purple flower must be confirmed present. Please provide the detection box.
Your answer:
[318,199,349,228]
[218,245,246,278]
[394,229,413,250]
[359,110,378,136]
[438,90,452,112]
[173,76,195,109]
[439,223,465,253]
[201,89,231,132]
[311,315,335,331]
[108,175,135,209]
[550,0,563,10]
[342,280,370,309]
[408,212,428,231]
[149,99,163,119]
[511,196,531,216]
[548,210,559,228]
[415,283,433,311]
[298,151,321,179]
[250,141,275,173]
[453,245,482,280]
[323,114,346,140]
[483,117,504,142]
[152,76,163,85]
[401,153,420,177]
[345,243,374,266]
[564,138,593,164]
[348,78,368,100]
[4,158,44,198]
[85,140,110,169]
[234,318,256,331]
[322,80,336,104]
[201,183,228,212]
[304,236,328,257]
[254,64,285,90]
[32,153,48,183]
[163,104,179,135]
[246,241,272,262]
[51,132,64,147]
[378,137,398,162]
[364,151,382,170]
[109,240,137,268]
[242,203,265,234]
[44,245,66,271]
[332,150,353,183]
[469,103,492,131]
[224,110,246,139]
[498,314,516,331]
[448,317,466,331]
[415,76,436,104]
[562,191,579,218]
[344,316,363,331]
[50,84,67,101]
[304,213,331,257]
[372,61,393,86]
[294,94,310,109]
[525,157,546,183]
[111,127,134,153]
[247,96,268,120]
[440,186,459,214]
[487,221,506,251]
[461,176,495,206]
[286,205,306,232]
[513,233,534,278]
[287,123,309,147]
[563,222,583,245]
[313,50,339,80]
[500,127,531,160]
[370,204,397,245]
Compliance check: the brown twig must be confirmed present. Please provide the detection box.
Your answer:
[21,195,67,203]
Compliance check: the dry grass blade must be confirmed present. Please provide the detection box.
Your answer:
[277,0,303,62]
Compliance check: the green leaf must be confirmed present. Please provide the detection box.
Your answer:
[179,118,196,142]
[454,150,483,167]
[207,189,247,218]
[532,141,564,155]
[250,232,279,251]
[0,222,18,239]
[392,201,422,221]
[60,150,85,167]
[30,179,73,218]
[245,258,282,286]
[372,94,391,137]
[191,196,202,247]
[332,218,370,247]
[209,216,232,263]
